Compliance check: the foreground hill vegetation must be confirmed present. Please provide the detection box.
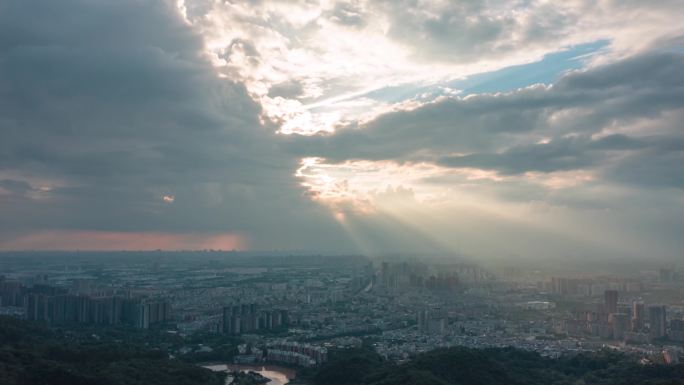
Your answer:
[0,316,225,385]
[3,315,684,385]
[306,345,684,385]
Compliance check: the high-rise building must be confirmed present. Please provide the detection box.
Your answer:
[604,290,618,315]
[649,305,667,339]
[147,301,172,324]
[417,308,429,333]
[659,268,674,283]
[25,294,49,321]
[670,319,684,342]
[631,302,645,331]
[222,303,286,335]
[609,313,629,340]
[380,262,389,288]
[120,300,171,329]
[417,307,446,334]
[0,280,24,307]
[427,318,446,334]
[135,303,150,329]
[18,280,168,329]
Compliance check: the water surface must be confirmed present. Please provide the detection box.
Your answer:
[204,364,296,385]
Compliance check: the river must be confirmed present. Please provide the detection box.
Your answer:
[204,364,296,385]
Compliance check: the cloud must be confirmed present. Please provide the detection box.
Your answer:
[176,0,684,137]
[0,0,345,251]
[376,0,684,63]
[0,179,34,196]
[268,80,305,99]
[436,134,647,175]
[1,0,683,259]
[326,1,367,28]
[609,146,684,189]
[287,52,684,185]
[286,50,684,258]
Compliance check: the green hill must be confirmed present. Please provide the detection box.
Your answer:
[308,345,684,385]
[0,316,225,385]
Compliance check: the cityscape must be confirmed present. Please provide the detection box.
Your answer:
[2,0,684,384]
[2,252,684,381]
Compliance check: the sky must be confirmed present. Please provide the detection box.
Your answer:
[1,0,683,260]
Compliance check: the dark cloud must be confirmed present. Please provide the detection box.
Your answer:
[1,0,683,257]
[0,0,346,250]
[286,52,684,188]
[609,146,684,189]
[0,179,34,196]
[437,134,648,175]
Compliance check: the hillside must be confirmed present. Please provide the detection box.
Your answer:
[308,345,684,385]
[0,316,225,385]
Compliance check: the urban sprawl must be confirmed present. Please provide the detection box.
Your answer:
[1,252,683,368]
